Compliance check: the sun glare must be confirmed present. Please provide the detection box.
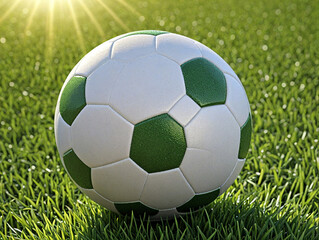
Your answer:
[0,0,141,57]
[25,0,41,34]
[44,0,55,59]
[0,0,22,25]
[95,0,130,31]
[78,0,105,38]
[66,0,87,53]
[115,0,142,17]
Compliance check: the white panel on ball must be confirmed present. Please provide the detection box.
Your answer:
[92,159,148,202]
[156,33,202,65]
[55,114,71,158]
[109,54,186,124]
[225,74,250,127]
[140,168,194,209]
[75,41,113,77]
[86,60,125,105]
[70,105,134,168]
[194,41,241,84]
[80,188,118,213]
[111,35,155,61]
[168,95,201,127]
[185,105,240,188]
[219,159,245,194]
[180,148,234,193]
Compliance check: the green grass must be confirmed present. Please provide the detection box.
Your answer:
[0,0,318,239]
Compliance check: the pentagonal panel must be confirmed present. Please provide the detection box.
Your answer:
[238,114,252,159]
[194,41,241,84]
[114,201,158,216]
[184,106,240,190]
[130,114,186,173]
[92,158,148,202]
[156,33,201,65]
[140,168,194,209]
[109,54,186,124]
[85,60,125,105]
[63,149,92,189]
[181,58,227,107]
[111,35,155,61]
[59,76,87,126]
[220,159,245,194]
[55,62,79,123]
[225,74,250,127]
[55,114,71,158]
[168,95,200,127]
[71,105,134,168]
[75,40,113,77]
[80,188,118,213]
[176,188,220,213]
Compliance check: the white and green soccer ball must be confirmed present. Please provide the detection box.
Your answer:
[54,30,252,219]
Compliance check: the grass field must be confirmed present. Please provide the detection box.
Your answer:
[0,0,318,239]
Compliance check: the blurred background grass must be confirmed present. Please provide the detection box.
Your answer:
[0,0,318,239]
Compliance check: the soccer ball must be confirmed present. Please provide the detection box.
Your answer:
[54,30,252,219]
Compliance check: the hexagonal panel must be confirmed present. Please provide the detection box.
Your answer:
[168,95,201,127]
[156,33,202,65]
[130,114,186,173]
[114,202,158,216]
[80,188,118,213]
[180,148,231,193]
[85,60,125,105]
[59,76,87,126]
[75,40,113,77]
[194,41,241,85]
[181,58,227,107]
[220,159,245,194]
[63,149,92,189]
[140,168,194,209]
[184,106,240,190]
[71,105,134,168]
[92,158,148,202]
[55,113,71,158]
[109,54,186,124]
[225,73,250,127]
[111,34,155,61]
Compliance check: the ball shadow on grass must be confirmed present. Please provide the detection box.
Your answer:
[76,195,318,240]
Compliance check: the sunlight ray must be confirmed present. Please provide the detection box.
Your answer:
[95,0,129,32]
[25,0,41,34]
[66,0,86,53]
[0,0,21,25]
[78,0,105,38]
[45,0,55,59]
[115,0,142,17]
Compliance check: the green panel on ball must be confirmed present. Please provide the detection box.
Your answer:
[177,188,220,213]
[238,114,252,159]
[59,76,86,126]
[63,149,92,189]
[115,202,159,216]
[130,114,186,173]
[181,58,227,107]
[121,30,168,38]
